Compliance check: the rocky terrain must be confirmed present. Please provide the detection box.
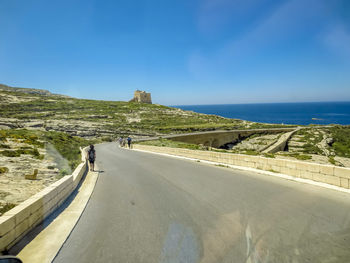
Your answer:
[0,128,91,215]
[0,141,59,213]
[0,134,56,214]
[278,126,350,167]
[2,83,348,214]
[0,84,290,139]
[230,133,283,152]
[221,126,350,167]
[0,83,290,215]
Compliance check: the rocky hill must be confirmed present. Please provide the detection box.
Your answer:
[0,83,69,98]
[0,84,288,139]
[1,84,348,213]
[0,83,290,213]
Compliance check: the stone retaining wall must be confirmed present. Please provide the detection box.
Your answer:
[133,144,350,189]
[0,147,88,253]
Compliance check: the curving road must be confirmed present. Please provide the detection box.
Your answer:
[54,142,350,263]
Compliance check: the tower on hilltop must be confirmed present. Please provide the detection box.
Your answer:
[129,90,152,104]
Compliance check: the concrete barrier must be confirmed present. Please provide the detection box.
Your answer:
[0,147,88,253]
[133,144,350,190]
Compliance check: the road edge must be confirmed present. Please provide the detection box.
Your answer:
[133,148,350,195]
[17,167,100,263]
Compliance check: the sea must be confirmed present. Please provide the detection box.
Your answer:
[174,102,350,125]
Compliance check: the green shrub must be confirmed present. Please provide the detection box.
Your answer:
[263,153,275,158]
[101,136,113,142]
[32,148,40,157]
[0,129,44,148]
[14,147,44,159]
[44,131,90,170]
[296,154,312,160]
[0,150,21,157]
[60,169,69,176]
[243,150,259,156]
[0,203,16,216]
[0,131,7,141]
[330,126,350,158]
[0,167,9,174]
[302,143,322,155]
[328,156,336,165]
[286,153,312,160]
[0,143,10,149]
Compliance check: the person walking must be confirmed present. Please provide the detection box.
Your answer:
[87,145,96,171]
[127,136,132,149]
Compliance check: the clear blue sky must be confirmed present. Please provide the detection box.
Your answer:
[0,0,349,105]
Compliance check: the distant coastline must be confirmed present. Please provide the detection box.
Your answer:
[174,101,350,125]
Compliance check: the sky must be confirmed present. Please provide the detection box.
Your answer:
[0,0,349,105]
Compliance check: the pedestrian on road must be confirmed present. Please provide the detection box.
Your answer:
[88,145,96,171]
[127,136,132,149]
[118,137,123,147]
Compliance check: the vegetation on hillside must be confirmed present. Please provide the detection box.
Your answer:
[0,129,94,170]
[0,89,293,136]
[329,126,350,158]
[293,126,350,158]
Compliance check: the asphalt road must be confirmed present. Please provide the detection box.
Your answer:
[54,143,350,263]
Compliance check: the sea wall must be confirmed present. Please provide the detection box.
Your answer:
[133,144,350,189]
[0,147,88,253]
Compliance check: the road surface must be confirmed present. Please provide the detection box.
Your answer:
[54,143,350,262]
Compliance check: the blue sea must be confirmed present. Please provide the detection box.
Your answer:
[174,102,350,125]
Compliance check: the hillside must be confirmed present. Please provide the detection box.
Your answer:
[0,84,292,213]
[0,83,69,98]
[1,84,348,213]
[0,84,289,138]
[0,128,93,215]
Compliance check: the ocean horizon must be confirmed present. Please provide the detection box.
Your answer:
[173,101,350,125]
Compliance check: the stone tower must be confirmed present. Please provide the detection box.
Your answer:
[130,90,152,104]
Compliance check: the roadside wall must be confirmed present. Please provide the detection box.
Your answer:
[0,147,88,253]
[133,144,350,189]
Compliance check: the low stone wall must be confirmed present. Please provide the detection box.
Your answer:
[0,148,88,253]
[133,144,350,189]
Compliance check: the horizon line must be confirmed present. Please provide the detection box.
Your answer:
[170,100,350,107]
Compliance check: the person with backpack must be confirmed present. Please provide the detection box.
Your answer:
[87,145,96,171]
[127,136,132,149]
